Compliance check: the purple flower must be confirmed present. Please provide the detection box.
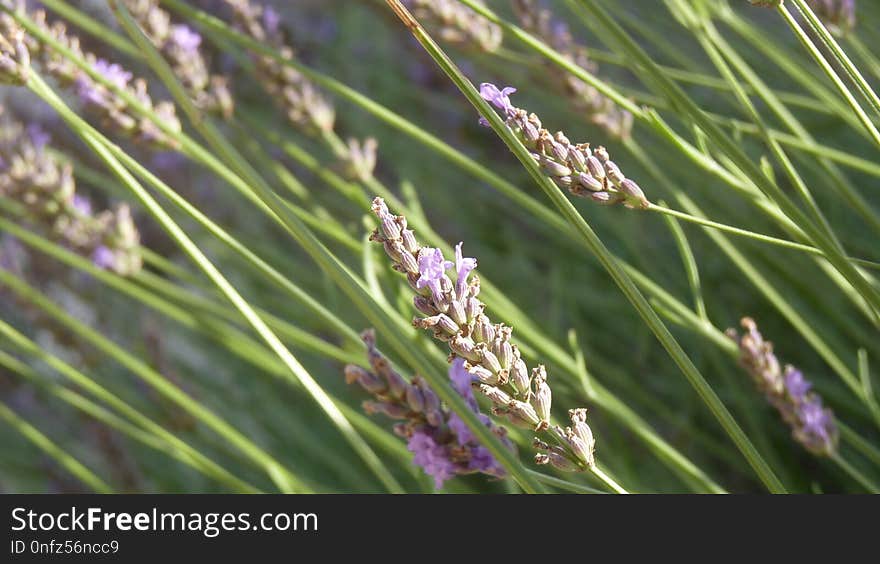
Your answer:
[170,25,202,53]
[151,151,187,171]
[480,82,517,114]
[784,367,812,401]
[92,245,116,270]
[468,445,504,477]
[26,124,50,152]
[407,430,457,489]
[447,412,472,445]
[76,60,132,106]
[262,6,281,35]
[453,242,476,298]
[449,358,474,399]
[72,195,92,216]
[416,247,452,303]
[797,399,836,452]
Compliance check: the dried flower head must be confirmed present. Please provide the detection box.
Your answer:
[511,0,633,140]
[370,197,600,471]
[479,81,649,209]
[402,0,502,53]
[345,330,510,488]
[727,317,839,456]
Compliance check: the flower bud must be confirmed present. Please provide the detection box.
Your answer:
[510,358,530,396]
[447,299,467,326]
[604,160,625,187]
[477,384,512,406]
[405,385,425,413]
[401,228,419,254]
[530,365,552,426]
[413,295,437,316]
[539,155,571,177]
[508,400,540,428]
[479,347,503,374]
[467,363,499,385]
[577,171,604,192]
[450,334,481,362]
[586,155,605,181]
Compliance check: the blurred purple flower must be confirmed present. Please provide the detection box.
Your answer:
[71,194,92,216]
[784,368,812,401]
[262,6,281,35]
[170,25,202,53]
[91,245,115,270]
[407,430,457,489]
[449,357,474,399]
[26,124,50,151]
[75,60,132,106]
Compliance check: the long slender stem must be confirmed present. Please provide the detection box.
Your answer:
[568,0,880,318]
[831,453,880,493]
[647,204,880,269]
[0,401,114,493]
[0,350,261,493]
[776,3,880,148]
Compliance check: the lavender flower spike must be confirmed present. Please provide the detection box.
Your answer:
[370,197,600,472]
[727,317,839,456]
[402,0,502,53]
[0,108,142,276]
[19,8,183,148]
[224,0,335,135]
[512,0,633,140]
[345,331,509,489]
[478,81,649,209]
[123,0,233,117]
[0,14,30,85]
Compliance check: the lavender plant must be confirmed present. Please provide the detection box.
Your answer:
[511,0,633,140]
[478,82,648,209]
[401,0,502,53]
[345,330,508,488]
[727,318,839,456]
[1,0,879,496]
[122,0,233,117]
[0,110,142,275]
[4,7,182,148]
[223,0,334,136]
[370,197,603,477]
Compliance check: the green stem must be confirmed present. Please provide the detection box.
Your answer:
[789,0,880,122]
[0,401,113,493]
[831,453,880,493]
[657,200,708,319]
[647,204,880,270]
[0,350,261,493]
[776,2,880,148]
[569,0,880,319]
